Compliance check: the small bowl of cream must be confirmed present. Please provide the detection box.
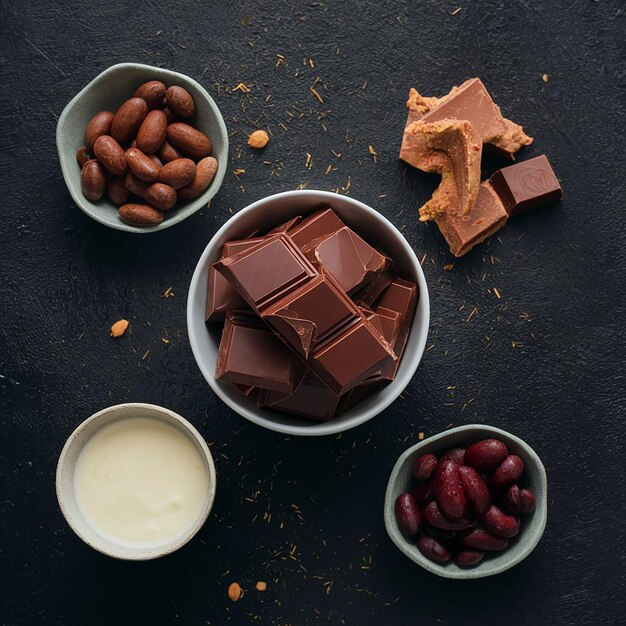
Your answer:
[56,403,216,560]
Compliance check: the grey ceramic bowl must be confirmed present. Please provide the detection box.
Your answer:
[56,403,216,560]
[384,424,547,579]
[187,190,430,436]
[56,62,228,233]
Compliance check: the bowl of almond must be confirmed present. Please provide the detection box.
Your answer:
[56,62,228,233]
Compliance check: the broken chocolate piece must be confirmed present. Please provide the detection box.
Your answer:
[400,79,532,162]
[215,234,318,312]
[309,314,395,395]
[287,208,345,249]
[371,278,418,381]
[303,226,389,295]
[206,237,266,321]
[215,312,303,394]
[262,274,359,358]
[404,119,482,220]
[489,154,562,215]
[435,183,508,257]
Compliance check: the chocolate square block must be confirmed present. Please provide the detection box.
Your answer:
[215,312,303,394]
[489,154,562,215]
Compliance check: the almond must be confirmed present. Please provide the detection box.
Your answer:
[111,97,148,144]
[110,319,129,337]
[165,85,195,118]
[247,129,269,149]
[178,156,218,200]
[167,123,212,160]
[133,80,167,110]
[158,139,183,163]
[136,110,167,154]
[81,159,106,201]
[107,176,130,206]
[85,111,114,151]
[144,183,177,210]
[227,582,242,602]
[159,158,196,189]
[93,136,128,176]
[119,203,164,226]
[126,147,161,182]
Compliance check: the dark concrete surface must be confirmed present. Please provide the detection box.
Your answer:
[1,1,624,624]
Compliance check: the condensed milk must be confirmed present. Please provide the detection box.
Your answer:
[73,417,209,547]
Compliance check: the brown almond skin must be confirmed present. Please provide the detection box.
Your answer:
[124,172,148,198]
[165,85,195,118]
[119,203,164,226]
[111,98,148,144]
[85,111,114,151]
[158,139,182,163]
[144,183,177,210]
[136,110,167,154]
[148,154,163,168]
[166,123,211,160]
[126,147,161,182]
[159,158,196,189]
[178,156,218,199]
[76,145,91,168]
[107,176,130,205]
[81,159,106,201]
[93,136,128,176]
[133,80,167,110]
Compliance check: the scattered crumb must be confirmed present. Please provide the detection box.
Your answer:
[443,263,454,271]
[110,319,129,338]
[451,7,462,15]
[493,287,501,299]
[228,582,243,602]
[248,130,270,149]
[418,432,425,440]
[542,74,549,83]
[161,286,174,298]
[255,581,267,592]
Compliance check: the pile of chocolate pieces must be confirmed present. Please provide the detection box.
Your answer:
[400,78,563,256]
[205,209,418,422]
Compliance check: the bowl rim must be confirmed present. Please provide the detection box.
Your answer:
[55,402,217,560]
[186,189,430,436]
[56,62,229,234]
[384,424,548,579]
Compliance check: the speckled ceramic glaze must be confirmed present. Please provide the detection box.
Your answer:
[187,190,430,436]
[384,424,547,579]
[56,63,228,233]
[56,403,216,560]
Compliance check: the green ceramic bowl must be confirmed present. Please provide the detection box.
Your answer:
[56,62,228,233]
[384,424,548,579]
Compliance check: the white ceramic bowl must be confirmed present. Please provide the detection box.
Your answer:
[187,190,430,436]
[56,403,216,560]
[56,62,228,233]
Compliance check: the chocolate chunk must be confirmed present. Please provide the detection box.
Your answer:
[215,234,317,312]
[489,154,562,215]
[309,315,396,395]
[258,371,340,422]
[400,79,533,161]
[435,183,508,257]
[404,119,482,220]
[371,278,418,381]
[263,274,359,358]
[287,208,345,248]
[206,237,265,321]
[337,379,389,415]
[215,312,303,394]
[303,226,390,295]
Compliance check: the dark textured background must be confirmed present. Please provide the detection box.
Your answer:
[1,1,624,624]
